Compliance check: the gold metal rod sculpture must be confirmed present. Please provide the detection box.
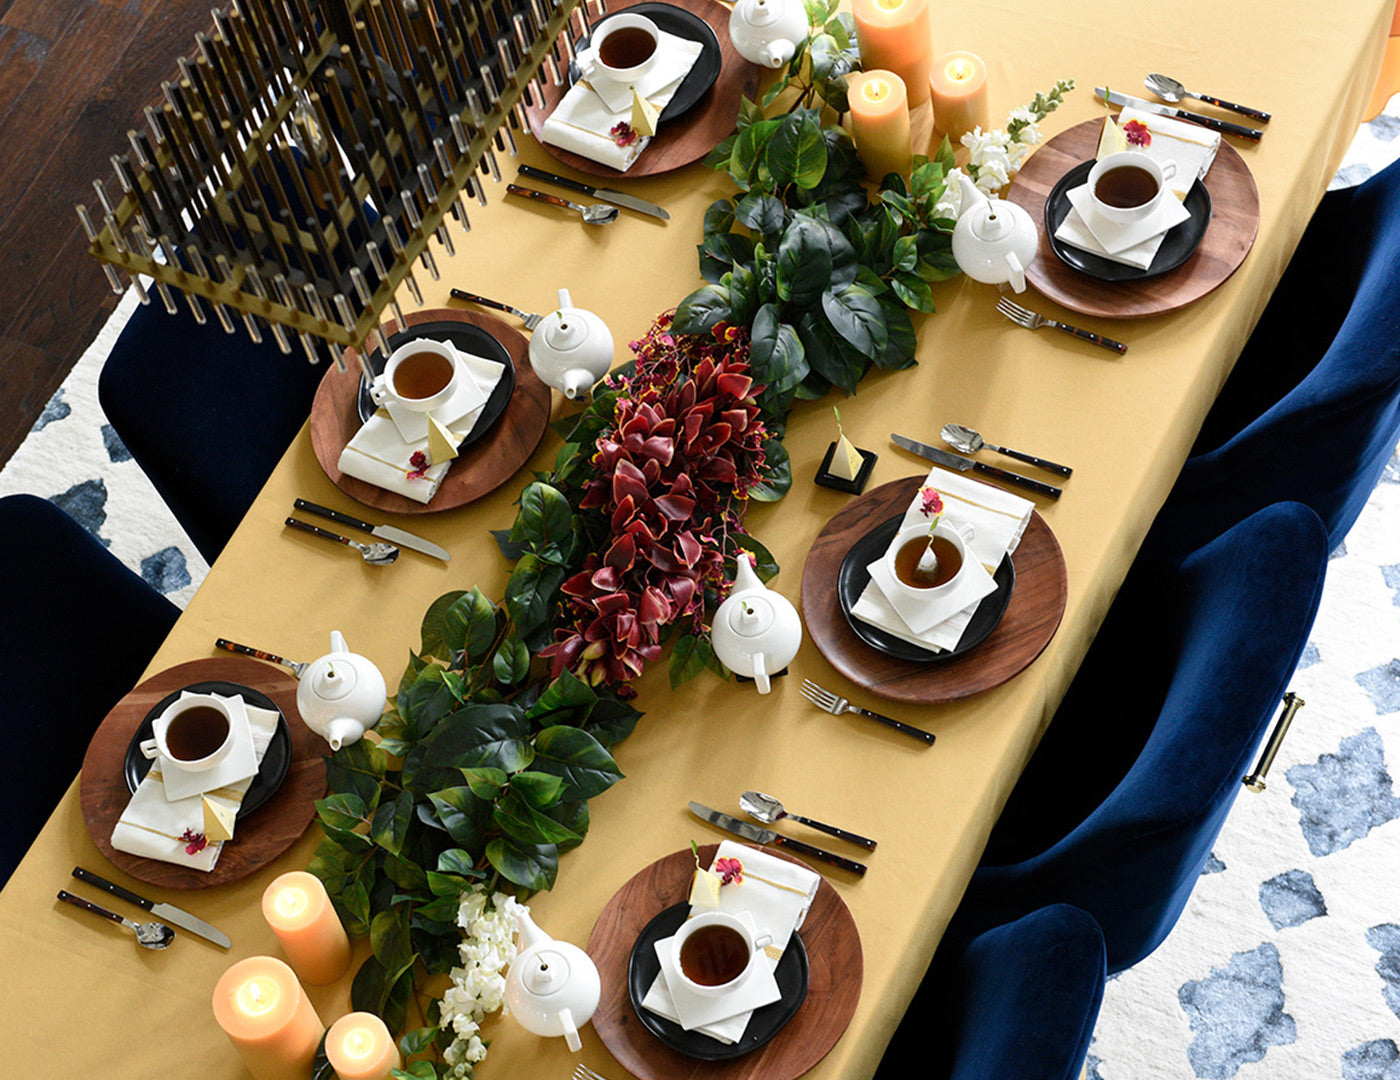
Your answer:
[80,0,586,362]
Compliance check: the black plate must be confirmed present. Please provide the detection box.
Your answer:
[355,320,515,448]
[1044,159,1213,282]
[570,2,723,123]
[123,681,291,821]
[627,903,809,1061]
[838,513,1015,663]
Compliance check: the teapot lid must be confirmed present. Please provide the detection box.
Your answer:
[522,949,571,996]
[970,199,1016,243]
[726,596,775,638]
[737,0,783,26]
[310,662,357,701]
[542,314,588,354]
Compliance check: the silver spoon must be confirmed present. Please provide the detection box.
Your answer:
[506,183,619,225]
[57,890,175,949]
[1143,73,1271,123]
[284,517,400,565]
[940,423,1074,478]
[739,791,877,850]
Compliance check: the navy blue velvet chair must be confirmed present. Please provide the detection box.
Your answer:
[99,299,327,564]
[955,500,1328,974]
[1150,154,1400,557]
[877,905,1107,1080]
[0,495,179,885]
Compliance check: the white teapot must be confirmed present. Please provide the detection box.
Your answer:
[950,172,1039,293]
[503,911,601,1052]
[711,555,802,694]
[728,0,807,69]
[527,288,615,400]
[295,630,387,751]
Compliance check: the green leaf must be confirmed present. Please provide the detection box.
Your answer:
[485,837,559,891]
[428,786,491,848]
[325,740,387,812]
[340,879,371,931]
[459,767,508,799]
[702,198,736,238]
[702,133,738,171]
[583,693,644,748]
[392,1063,439,1080]
[512,770,566,808]
[531,725,624,801]
[891,271,936,313]
[511,482,574,554]
[371,789,415,856]
[734,533,781,579]
[725,263,759,328]
[892,235,919,273]
[729,118,780,191]
[672,283,731,334]
[441,587,498,664]
[370,905,414,972]
[493,633,531,686]
[418,590,468,661]
[669,633,712,689]
[437,848,483,877]
[735,192,785,238]
[798,310,864,395]
[699,232,756,284]
[504,553,566,644]
[403,704,533,790]
[316,792,369,831]
[748,435,792,501]
[765,109,827,190]
[876,294,920,369]
[737,95,765,129]
[544,799,590,852]
[397,676,458,743]
[399,1027,439,1057]
[748,304,809,395]
[916,246,961,282]
[761,73,791,108]
[493,789,582,846]
[525,669,598,721]
[821,283,888,362]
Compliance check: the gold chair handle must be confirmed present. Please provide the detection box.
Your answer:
[1242,691,1306,793]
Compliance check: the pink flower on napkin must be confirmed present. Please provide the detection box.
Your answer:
[1123,119,1152,147]
[407,450,430,480]
[714,856,744,885]
[179,828,208,855]
[610,121,639,147]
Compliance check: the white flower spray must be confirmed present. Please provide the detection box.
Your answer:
[436,886,528,1079]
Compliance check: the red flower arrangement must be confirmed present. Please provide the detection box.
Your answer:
[540,313,768,690]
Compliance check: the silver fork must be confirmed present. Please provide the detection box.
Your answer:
[450,288,544,330]
[799,679,936,745]
[573,1065,613,1080]
[996,297,1128,355]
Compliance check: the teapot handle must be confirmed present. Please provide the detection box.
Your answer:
[1005,251,1026,294]
[559,1008,582,1052]
[752,652,771,695]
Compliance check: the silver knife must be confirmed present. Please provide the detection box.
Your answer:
[891,434,1063,499]
[689,802,868,875]
[293,499,451,561]
[1095,86,1263,142]
[72,867,231,948]
[516,165,670,221]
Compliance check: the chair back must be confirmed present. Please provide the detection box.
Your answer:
[965,501,1328,973]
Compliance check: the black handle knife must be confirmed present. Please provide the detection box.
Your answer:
[892,434,1063,499]
[690,802,868,875]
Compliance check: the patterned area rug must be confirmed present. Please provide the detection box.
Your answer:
[1,95,1398,1080]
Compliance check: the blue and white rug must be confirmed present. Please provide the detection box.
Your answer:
[1,95,1398,1080]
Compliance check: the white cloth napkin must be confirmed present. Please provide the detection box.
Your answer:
[1117,106,1221,198]
[641,841,820,1043]
[111,694,279,872]
[1055,184,1191,268]
[540,32,702,171]
[852,467,1034,653]
[337,344,505,504]
[579,32,703,112]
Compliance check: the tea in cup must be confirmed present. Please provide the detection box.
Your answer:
[581,13,660,82]
[370,339,460,413]
[140,694,234,773]
[1087,150,1179,225]
[887,520,977,599]
[670,911,773,997]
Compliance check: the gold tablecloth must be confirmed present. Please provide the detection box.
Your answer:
[1,1,1391,1076]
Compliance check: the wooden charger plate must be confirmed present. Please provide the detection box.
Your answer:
[309,307,551,515]
[79,657,324,890]
[524,0,760,178]
[801,476,1067,705]
[588,843,862,1080]
[1006,117,1260,319]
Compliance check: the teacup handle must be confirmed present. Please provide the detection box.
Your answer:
[139,737,161,761]
[753,930,774,951]
[1160,161,1178,182]
[954,521,976,545]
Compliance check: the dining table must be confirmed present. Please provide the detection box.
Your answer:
[0,0,1392,1077]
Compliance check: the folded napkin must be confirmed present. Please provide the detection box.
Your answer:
[338,344,505,504]
[579,32,704,112]
[642,841,821,1043]
[111,694,279,872]
[852,467,1034,653]
[1055,185,1191,268]
[1117,106,1221,199]
[541,32,702,171]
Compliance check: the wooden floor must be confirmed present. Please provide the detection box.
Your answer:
[0,0,213,470]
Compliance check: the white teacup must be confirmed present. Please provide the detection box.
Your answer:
[139,694,234,773]
[580,13,661,83]
[885,520,977,601]
[370,338,460,413]
[1087,150,1179,225]
[670,911,773,997]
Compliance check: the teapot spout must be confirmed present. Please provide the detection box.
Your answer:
[325,717,366,751]
[330,629,348,654]
[760,39,795,67]
[561,368,596,400]
[955,171,989,216]
[515,909,551,953]
[556,287,573,311]
[731,551,762,594]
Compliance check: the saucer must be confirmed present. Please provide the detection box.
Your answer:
[378,346,494,444]
[1063,181,1191,255]
[145,691,257,801]
[1044,159,1212,282]
[651,926,782,1034]
[627,902,808,1061]
[123,681,292,819]
[864,538,998,635]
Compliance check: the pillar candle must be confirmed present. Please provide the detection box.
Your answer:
[326,1012,401,1080]
[852,0,932,107]
[212,956,325,1080]
[262,870,352,986]
[848,71,912,183]
[930,50,990,142]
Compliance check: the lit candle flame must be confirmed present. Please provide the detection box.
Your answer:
[273,886,309,919]
[948,58,975,82]
[344,1028,375,1060]
[862,78,891,104]
[875,0,904,10]
[235,976,280,1017]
